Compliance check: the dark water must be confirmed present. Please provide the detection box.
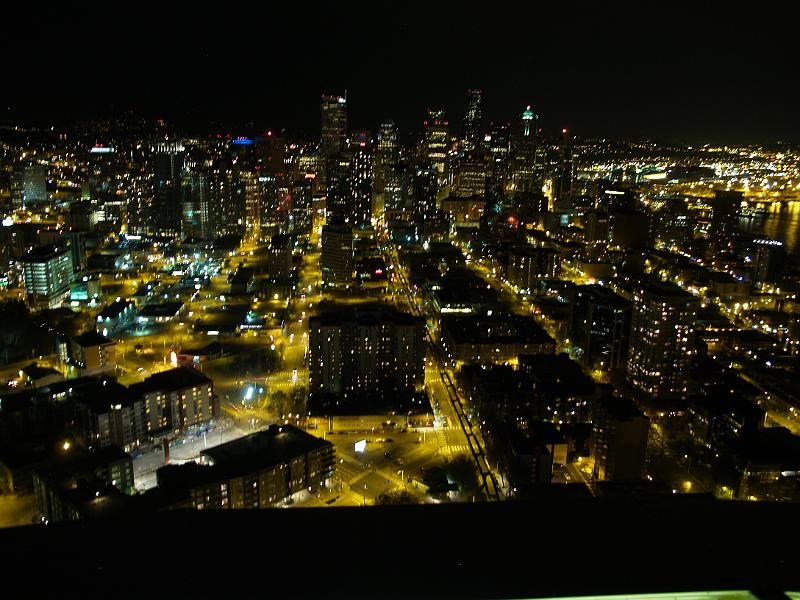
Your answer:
[740,201,800,256]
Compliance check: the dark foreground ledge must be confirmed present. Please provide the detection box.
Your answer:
[1,494,798,599]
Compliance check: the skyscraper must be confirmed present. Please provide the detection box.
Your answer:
[463,89,483,150]
[555,128,573,203]
[627,280,698,399]
[708,190,742,257]
[349,131,373,228]
[321,224,354,287]
[152,141,185,237]
[320,94,347,157]
[374,120,399,200]
[424,110,449,182]
[325,154,353,224]
[512,105,539,194]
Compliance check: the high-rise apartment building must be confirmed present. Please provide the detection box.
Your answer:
[571,284,632,372]
[590,395,649,481]
[627,280,698,399]
[308,304,426,403]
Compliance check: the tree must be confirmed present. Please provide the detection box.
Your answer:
[375,489,417,505]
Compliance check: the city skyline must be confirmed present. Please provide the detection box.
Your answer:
[2,3,799,144]
[2,4,800,598]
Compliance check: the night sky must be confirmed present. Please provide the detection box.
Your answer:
[3,2,799,144]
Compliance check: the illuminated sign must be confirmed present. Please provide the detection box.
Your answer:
[643,172,668,180]
[232,137,254,145]
[354,439,367,453]
[89,146,115,154]
[754,239,783,246]
[2,217,13,227]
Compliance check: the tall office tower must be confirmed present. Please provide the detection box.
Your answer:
[349,132,373,228]
[325,154,353,224]
[512,105,539,194]
[488,122,512,187]
[463,89,483,150]
[454,154,488,199]
[320,94,347,157]
[384,160,412,213]
[751,238,785,286]
[555,128,573,203]
[411,165,438,219]
[290,176,314,235]
[184,171,212,239]
[21,245,73,309]
[21,163,47,205]
[321,224,354,287]
[424,110,449,182]
[256,131,287,176]
[627,280,698,400]
[208,163,246,238]
[709,190,742,256]
[590,395,649,482]
[375,120,399,197]
[152,141,185,237]
[308,305,425,404]
[234,169,260,234]
[571,284,632,372]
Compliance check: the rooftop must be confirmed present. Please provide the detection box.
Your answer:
[129,366,210,396]
[441,313,555,346]
[158,425,332,489]
[73,331,113,348]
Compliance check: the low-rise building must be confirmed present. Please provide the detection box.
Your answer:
[156,424,335,509]
[32,446,134,523]
[96,299,136,335]
[70,331,117,376]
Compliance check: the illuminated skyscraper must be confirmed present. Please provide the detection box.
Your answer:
[348,132,373,228]
[463,89,483,150]
[321,224,354,287]
[320,94,347,157]
[424,110,449,182]
[375,120,399,198]
[555,128,573,203]
[512,105,539,194]
[627,280,698,399]
[152,141,185,237]
[708,190,742,257]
